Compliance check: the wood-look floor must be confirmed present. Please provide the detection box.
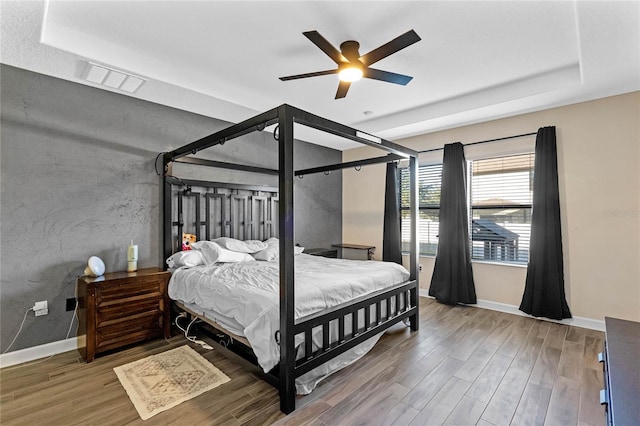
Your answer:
[0,297,606,425]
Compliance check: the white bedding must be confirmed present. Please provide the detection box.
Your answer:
[168,253,410,392]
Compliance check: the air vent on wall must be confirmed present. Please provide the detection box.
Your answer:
[82,62,147,93]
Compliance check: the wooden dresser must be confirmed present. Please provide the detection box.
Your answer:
[77,268,171,362]
[600,317,640,425]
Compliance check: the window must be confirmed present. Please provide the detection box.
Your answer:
[399,152,534,264]
[470,153,534,264]
[399,164,442,255]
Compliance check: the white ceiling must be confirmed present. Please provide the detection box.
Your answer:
[1,0,638,150]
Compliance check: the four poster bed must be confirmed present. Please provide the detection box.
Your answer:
[161,104,419,413]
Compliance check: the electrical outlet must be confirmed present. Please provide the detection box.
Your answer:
[66,298,77,311]
[33,300,48,316]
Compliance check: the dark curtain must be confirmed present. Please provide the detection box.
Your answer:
[383,162,402,264]
[520,126,571,319]
[429,142,477,305]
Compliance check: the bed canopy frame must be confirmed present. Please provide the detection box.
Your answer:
[162,104,419,413]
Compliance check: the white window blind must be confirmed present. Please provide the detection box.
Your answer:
[399,164,442,255]
[470,153,534,264]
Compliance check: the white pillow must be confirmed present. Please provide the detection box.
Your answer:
[264,237,279,246]
[211,237,268,253]
[252,245,279,261]
[166,250,205,268]
[192,241,255,263]
[251,238,305,261]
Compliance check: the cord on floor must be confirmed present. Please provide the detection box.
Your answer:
[174,313,213,350]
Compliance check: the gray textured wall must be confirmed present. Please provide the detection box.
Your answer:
[0,64,341,352]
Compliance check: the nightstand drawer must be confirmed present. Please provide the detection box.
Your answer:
[96,318,163,352]
[96,277,164,304]
[97,292,164,321]
[96,311,162,338]
[97,303,163,328]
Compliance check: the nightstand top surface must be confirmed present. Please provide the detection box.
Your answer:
[79,267,168,284]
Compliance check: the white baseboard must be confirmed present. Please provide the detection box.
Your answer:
[0,337,78,369]
[419,289,604,331]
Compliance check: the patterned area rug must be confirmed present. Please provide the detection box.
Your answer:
[114,345,230,420]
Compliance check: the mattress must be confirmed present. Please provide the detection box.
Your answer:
[168,253,410,393]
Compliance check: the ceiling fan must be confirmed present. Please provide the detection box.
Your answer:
[279,29,421,99]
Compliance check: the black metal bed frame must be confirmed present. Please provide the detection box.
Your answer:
[162,104,419,414]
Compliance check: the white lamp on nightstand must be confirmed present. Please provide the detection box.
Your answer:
[84,256,105,277]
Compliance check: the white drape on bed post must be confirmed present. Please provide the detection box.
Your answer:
[277,105,296,414]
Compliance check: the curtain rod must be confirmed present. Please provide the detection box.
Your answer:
[418,131,538,154]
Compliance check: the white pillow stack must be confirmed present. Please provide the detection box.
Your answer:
[166,237,305,266]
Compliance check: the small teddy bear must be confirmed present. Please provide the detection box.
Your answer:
[182,233,196,251]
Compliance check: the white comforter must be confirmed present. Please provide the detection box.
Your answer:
[168,254,409,375]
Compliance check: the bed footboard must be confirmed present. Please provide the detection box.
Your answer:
[292,279,419,377]
[172,279,418,414]
[276,278,419,413]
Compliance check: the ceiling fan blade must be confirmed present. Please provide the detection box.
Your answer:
[335,81,351,99]
[363,68,413,85]
[303,30,347,64]
[279,69,338,81]
[360,30,421,66]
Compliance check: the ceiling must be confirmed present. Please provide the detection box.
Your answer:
[1,1,638,150]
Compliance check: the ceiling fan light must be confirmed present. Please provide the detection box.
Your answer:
[338,67,363,82]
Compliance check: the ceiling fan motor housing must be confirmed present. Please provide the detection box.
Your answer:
[340,40,361,62]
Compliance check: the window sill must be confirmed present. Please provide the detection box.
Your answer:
[471,259,527,269]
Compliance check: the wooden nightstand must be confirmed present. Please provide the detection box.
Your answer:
[77,268,171,362]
